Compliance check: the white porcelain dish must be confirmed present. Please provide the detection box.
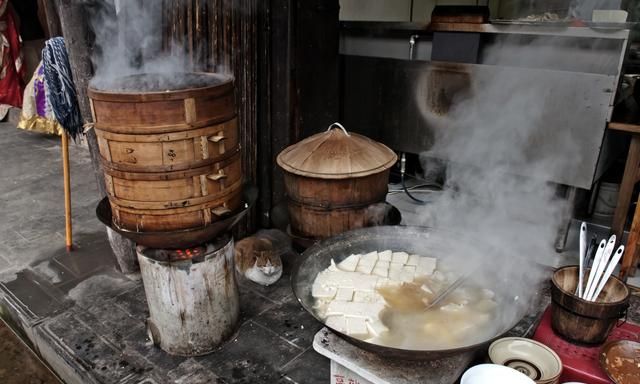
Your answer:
[461,364,536,384]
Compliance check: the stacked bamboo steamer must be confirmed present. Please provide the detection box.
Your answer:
[277,123,397,239]
[88,73,242,233]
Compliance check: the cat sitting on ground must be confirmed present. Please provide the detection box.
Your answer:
[234,229,291,286]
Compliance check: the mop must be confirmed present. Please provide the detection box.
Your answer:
[42,37,83,252]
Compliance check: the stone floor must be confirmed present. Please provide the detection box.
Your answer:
[0,124,328,383]
[1,123,639,384]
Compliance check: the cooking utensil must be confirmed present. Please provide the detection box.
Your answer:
[583,239,607,299]
[591,246,625,302]
[585,235,616,301]
[576,222,587,297]
[96,184,257,249]
[425,269,473,310]
[291,226,530,361]
[578,235,598,296]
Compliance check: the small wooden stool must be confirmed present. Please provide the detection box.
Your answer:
[608,122,640,280]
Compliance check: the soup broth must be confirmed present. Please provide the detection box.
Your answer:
[311,250,498,350]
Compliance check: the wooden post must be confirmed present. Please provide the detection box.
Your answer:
[61,132,72,251]
[54,0,138,273]
[39,0,62,38]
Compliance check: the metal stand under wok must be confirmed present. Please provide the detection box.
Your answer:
[313,329,473,384]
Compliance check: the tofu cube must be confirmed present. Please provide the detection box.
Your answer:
[388,268,402,281]
[366,320,389,337]
[338,254,360,272]
[415,257,437,277]
[400,271,415,283]
[346,317,370,338]
[361,251,379,264]
[353,290,383,303]
[335,287,354,301]
[378,250,393,261]
[372,266,388,277]
[391,252,409,264]
[352,275,378,291]
[356,262,376,275]
[325,315,347,333]
[406,254,422,266]
[312,283,337,299]
[420,284,434,295]
[372,260,389,277]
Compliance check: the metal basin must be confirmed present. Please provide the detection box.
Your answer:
[291,225,530,360]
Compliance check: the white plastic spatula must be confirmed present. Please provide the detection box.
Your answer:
[585,235,616,301]
[583,239,607,299]
[576,222,587,297]
[590,245,625,302]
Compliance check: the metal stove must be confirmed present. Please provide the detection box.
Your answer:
[136,234,240,356]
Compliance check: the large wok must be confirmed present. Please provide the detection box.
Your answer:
[291,226,530,361]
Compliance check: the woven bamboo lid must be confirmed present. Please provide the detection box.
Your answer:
[277,123,397,179]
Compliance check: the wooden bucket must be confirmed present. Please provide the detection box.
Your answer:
[551,266,629,345]
[88,72,242,232]
[284,171,391,239]
[276,123,397,240]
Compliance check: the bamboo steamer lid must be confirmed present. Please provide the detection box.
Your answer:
[277,123,397,179]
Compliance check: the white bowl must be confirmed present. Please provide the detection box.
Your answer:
[489,337,562,383]
[592,10,628,23]
[461,364,536,384]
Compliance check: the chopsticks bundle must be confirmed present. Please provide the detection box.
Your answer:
[576,222,626,302]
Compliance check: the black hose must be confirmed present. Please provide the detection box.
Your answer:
[400,153,430,205]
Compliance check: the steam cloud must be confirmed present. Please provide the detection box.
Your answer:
[85,0,218,91]
[410,34,609,319]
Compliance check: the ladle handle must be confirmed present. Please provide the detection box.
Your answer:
[327,122,350,136]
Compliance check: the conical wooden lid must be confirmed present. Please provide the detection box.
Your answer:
[277,123,397,179]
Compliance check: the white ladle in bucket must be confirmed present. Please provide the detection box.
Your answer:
[590,245,625,302]
[576,222,587,297]
[585,235,616,301]
[583,239,607,299]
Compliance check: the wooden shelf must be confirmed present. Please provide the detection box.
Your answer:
[608,122,640,134]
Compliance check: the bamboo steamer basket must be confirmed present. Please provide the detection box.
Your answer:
[277,123,397,239]
[88,72,242,232]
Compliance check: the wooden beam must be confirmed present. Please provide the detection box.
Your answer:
[608,122,640,134]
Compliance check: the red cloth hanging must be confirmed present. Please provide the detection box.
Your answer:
[0,0,25,107]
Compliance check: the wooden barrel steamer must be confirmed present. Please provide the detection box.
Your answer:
[88,73,242,232]
[277,123,397,239]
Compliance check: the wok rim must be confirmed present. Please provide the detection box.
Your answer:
[290,225,530,360]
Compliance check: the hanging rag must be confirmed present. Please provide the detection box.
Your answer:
[42,37,83,140]
[18,62,64,135]
[0,0,25,110]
